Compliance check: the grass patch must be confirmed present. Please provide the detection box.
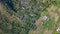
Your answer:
[43,19,54,30]
[54,0,60,7]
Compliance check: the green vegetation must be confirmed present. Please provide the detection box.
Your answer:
[0,0,60,34]
[43,19,54,30]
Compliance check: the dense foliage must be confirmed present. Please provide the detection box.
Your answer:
[0,0,58,34]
